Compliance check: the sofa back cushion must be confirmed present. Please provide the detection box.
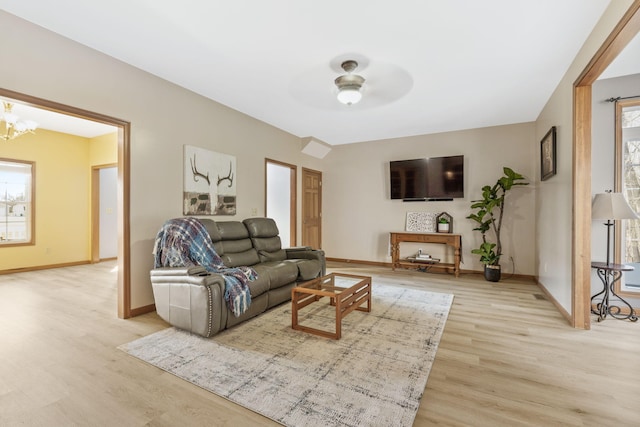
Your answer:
[244,217,279,237]
[198,218,225,255]
[244,218,286,262]
[215,221,260,267]
[199,218,221,241]
[222,249,261,267]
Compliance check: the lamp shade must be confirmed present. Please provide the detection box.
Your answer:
[336,87,362,105]
[592,192,639,220]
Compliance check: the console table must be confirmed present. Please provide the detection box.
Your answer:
[591,262,638,322]
[390,232,461,277]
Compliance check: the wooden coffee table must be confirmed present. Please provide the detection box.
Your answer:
[291,273,372,339]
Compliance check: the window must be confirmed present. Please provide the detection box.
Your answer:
[0,158,34,246]
[616,100,640,293]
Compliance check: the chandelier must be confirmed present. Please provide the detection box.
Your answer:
[1,102,38,141]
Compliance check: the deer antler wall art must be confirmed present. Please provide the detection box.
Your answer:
[190,153,211,185]
[217,161,234,188]
[183,145,237,216]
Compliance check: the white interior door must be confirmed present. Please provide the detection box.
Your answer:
[99,167,118,259]
[266,161,295,248]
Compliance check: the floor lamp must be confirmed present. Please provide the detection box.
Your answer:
[591,191,638,265]
[591,191,639,322]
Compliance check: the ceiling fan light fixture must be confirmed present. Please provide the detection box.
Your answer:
[335,60,365,106]
[336,86,363,105]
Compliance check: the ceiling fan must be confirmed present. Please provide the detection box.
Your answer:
[288,55,413,110]
[334,60,365,106]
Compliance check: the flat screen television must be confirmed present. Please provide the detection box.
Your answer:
[390,155,464,200]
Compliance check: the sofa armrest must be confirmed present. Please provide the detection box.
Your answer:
[150,267,228,337]
[285,248,326,276]
[150,265,208,277]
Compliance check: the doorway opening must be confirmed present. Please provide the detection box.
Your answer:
[0,88,131,318]
[92,164,118,263]
[573,2,640,329]
[265,159,296,247]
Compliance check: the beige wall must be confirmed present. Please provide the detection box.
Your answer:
[0,11,324,309]
[321,123,537,274]
[535,1,635,312]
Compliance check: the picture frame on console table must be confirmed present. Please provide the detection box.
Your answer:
[405,212,436,232]
[540,126,556,181]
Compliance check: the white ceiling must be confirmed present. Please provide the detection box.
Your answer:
[1,0,636,144]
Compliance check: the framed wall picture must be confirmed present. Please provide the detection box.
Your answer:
[540,126,557,181]
[183,145,237,215]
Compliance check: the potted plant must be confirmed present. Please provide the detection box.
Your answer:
[436,212,452,233]
[467,167,528,281]
[437,217,450,233]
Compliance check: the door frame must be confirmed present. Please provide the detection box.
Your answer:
[0,88,132,319]
[573,1,640,329]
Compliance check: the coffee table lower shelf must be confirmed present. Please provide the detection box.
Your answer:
[291,273,372,340]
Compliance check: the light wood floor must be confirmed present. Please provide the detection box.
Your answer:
[1,261,638,426]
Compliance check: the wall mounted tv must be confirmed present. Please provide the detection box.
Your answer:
[390,155,464,201]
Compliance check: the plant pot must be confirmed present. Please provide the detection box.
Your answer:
[437,223,449,233]
[484,264,501,282]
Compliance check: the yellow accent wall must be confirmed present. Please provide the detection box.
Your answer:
[90,132,117,165]
[0,129,115,271]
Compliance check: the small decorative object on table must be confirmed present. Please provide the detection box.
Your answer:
[411,249,440,263]
[436,212,452,233]
[405,211,437,232]
[416,249,432,260]
[410,251,440,264]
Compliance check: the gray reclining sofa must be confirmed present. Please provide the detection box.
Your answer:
[150,217,326,337]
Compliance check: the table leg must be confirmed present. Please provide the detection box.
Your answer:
[391,241,398,271]
[291,289,299,330]
[593,267,638,322]
[335,296,342,340]
[454,245,460,277]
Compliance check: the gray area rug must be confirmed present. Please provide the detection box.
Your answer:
[120,283,453,427]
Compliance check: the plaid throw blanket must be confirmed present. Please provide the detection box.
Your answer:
[152,217,257,317]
